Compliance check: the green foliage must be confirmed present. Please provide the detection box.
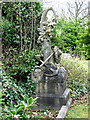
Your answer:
[66,103,88,118]
[1,2,43,111]
[1,94,38,119]
[2,2,42,50]
[60,54,89,99]
[1,70,25,105]
[1,91,57,119]
[54,18,90,59]
[1,2,42,106]
[2,48,39,96]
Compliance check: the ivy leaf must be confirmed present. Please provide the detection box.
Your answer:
[17,106,25,113]
[28,97,33,105]
[11,110,16,115]
[5,110,12,116]
[33,97,38,102]
[27,104,36,110]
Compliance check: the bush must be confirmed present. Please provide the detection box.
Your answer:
[1,48,40,105]
[1,93,38,119]
[1,70,24,106]
[54,18,89,59]
[2,48,39,80]
[2,2,42,50]
[60,53,89,99]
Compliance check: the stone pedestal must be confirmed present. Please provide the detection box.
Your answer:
[33,75,71,110]
[36,88,70,110]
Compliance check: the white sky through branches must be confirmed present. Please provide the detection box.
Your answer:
[42,0,89,19]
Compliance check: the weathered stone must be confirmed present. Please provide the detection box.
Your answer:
[31,68,43,82]
[32,8,71,113]
[54,46,62,63]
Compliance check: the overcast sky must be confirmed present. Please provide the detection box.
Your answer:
[41,0,89,19]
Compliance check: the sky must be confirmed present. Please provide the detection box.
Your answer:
[41,0,89,19]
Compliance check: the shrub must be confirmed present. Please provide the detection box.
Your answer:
[1,94,38,119]
[1,48,40,106]
[2,2,42,50]
[1,70,24,106]
[2,48,39,95]
[54,18,89,59]
[60,53,89,99]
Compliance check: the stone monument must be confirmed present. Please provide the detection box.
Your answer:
[32,7,71,110]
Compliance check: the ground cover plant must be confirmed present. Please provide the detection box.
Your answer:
[60,54,89,118]
[0,91,58,119]
[0,93,38,119]
[0,1,89,119]
[66,94,88,118]
[60,53,88,100]
[1,48,40,106]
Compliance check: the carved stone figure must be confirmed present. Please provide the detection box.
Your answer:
[32,8,71,110]
[54,46,62,64]
[31,68,43,82]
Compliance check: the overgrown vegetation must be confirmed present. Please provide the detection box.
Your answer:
[60,53,89,100]
[0,93,38,119]
[53,18,90,59]
[1,2,43,117]
[1,2,42,99]
[2,2,42,50]
[0,1,89,119]
[60,54,89,118]
[1,48,40,106]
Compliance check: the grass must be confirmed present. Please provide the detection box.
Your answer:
[60,53,89,119]
[66,103,88,118]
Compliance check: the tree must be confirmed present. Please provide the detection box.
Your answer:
[2,2,43,51]
[55,17,89,59]
[0,1,2,60]
[67,0,89,22]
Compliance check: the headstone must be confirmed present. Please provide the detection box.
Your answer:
[32,7,71,110]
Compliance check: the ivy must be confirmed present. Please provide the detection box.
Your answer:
[2,2,43,50]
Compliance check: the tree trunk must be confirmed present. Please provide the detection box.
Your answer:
[30,2,33,50]
[33,2,36,49]
[19,2,23,50]
[24,22,27,49]
[0,1,2,61]
[11,3,13,24]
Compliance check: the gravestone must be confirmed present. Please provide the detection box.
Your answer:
[32,7,71,110]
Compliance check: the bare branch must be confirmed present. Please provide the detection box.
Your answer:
[67,0,88,21]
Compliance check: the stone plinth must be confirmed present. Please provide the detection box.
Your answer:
[33,72,70,110]
[36,88,70,110]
